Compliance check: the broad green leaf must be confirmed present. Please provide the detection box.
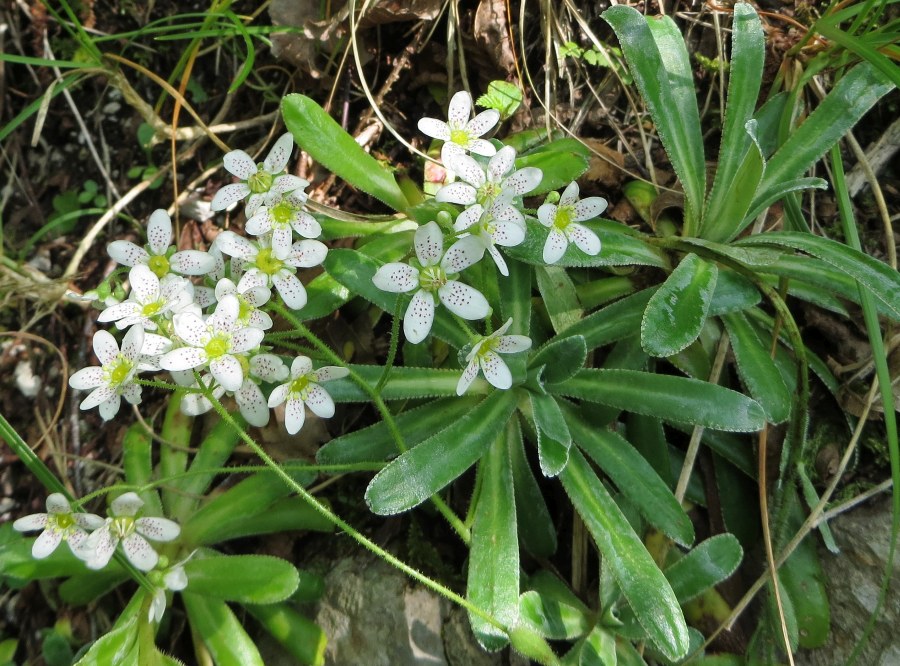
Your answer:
[529,393,573,477]
[508,220,667,269]
[510,421,558,557]
[604,6,705,231]
[626,413,672,487]
[530,335,588,385]
[365,391,518,514]
[573,627,618,666]
[519,590,590,642]
[682,237,784,268]
[703,3,765,241]
[740,231,900,320]
[73,598,140,666]
[561,449,689,660]
[641,253,718,357]
[122,424,163,516]
[559,288,656,352]
[516,139,590,194]
[565,404,694,546]
[244,604,327,666]
[743,177,828,226]
[552,369,766,432]
[59,570,128,605]
[282,94,409,212]
[183,594,265,666]
[707,267,760,314]
[467,426,520,650]
[500,258,533,337]
[218,496,333,542]
[536,266,582,334]
[755,62,893,206]
[722,311,791,423]
[318,395,481,464]
[326,365,478,402]
[664,534,743,603]
[1,539,93,580]
[185,554,299,604]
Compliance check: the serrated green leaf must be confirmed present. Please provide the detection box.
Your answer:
[536,266,583,334]
[530,335,587,385]
[326,365,478,402]
[664,534,743,603]
[183,594,265,665]
[282,94,409,212]
[641,254,718,357]
[467,425,519,650]
[185,555,299,604]
[559,289,656,352]
[565,404,694,546]
[365,391,518,514]
[516,139,590,194]
[561,449,689,661]
[552,369,766,432]
[510,423,558,557]
[722,311,791,423]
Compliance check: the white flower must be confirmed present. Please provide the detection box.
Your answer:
[211,133,308,216]
[107,209,215,277]
[215,231,327,310]
[69,325,144,420]
[456,318,532,395]
[159,295,264,392]
[149,557,190,623]
[245,192,321,259]
[177,371,225,416]
[79,492,180,571]
[214,278,273,330]
[537,182,606,264]
[452,197,527,277]
[418,91,499,164]
[372,221,490,343]
[12,493,104,559]
[235,353,289,427]
[97,265,194,331]
[268,356,348,435]
[436,147,542,208]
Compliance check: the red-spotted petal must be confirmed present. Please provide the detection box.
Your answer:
[223,149,257,180]
[543,229,569,264]
[210,354,243,392]
[438,281,489,320]
[122,533,158,571]
[467,109,500,138]
[414,221,443,267]
[136,517,180,542]
[488,146,516,182]
[291,211,321,239]
[404,289,435,344]
[466,138,497,157]
[273,271,307,310]
[504,167,542,196]
[496,334,532,354]
[559,181,580,206]
[480,351,512,389]
[456,359,480,395]
[129,265,160,305]
[568,223,601,256]
[32,528,63,558]
[211,183,250,211]
[304,383,335,419]
[69,366,104,390]
[285,239,327,268]
[231,326,264,354]
[417,118,451,141]
[573,196,608,222]
[447,91,472,128]
[160,347,207,372]
[147,210,173,255]
[284,396,306,434]
[107,240,149,267]
[441,235,484,273]
[264,132,294,173]
[92,329,119,366]
[435,182,477,205]
[453,205,483,233]
[236,380,270,427]
[172,313,207,346]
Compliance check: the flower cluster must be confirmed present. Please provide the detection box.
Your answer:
[68,134,343,434]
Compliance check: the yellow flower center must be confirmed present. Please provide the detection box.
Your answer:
[50,512,75,531]
[449,128,470,146]
[142,301,163,317]
[478,182,502,203]
[289,375,310,398]
[255,248,284,276]
[554,206,574,231]
[248,166,273,194]
[418,265,448,291]
[237,296,253,323]
[148,254,170,278]
[270,201,294,226]
[204,333,231,359]
[106,356,134,387]
[111,516,136,540]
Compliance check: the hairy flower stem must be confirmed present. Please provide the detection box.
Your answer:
[201,386,500,632]
[270,301,471,543]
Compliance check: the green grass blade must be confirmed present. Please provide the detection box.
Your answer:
[816,20,900,88]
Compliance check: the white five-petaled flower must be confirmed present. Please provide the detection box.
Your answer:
[452,197,527,278]
[373,221,490,344]
[149,558,190,623]
[214,231,327,310]
[456,318,532,395]
[13,493,104,559]
[436,147,542,208]
[245,192,321,259]
[418,91,500,165]
[267,356,349,435]
[107,209,215,278]
[214,278,273,331]
[79,492,180,572]
[211,133,308,217]
[69,325,144,420]
[537,182,606,264]
[159,294,265,392]
[235,353,289,427]
[98,265,194,331]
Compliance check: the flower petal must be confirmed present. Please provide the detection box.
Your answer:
[504,167,543,196]
[291,211,321,239]
[82,526,117,569]
[486,244,509,276]
[122,533,158,571]
[267,382,290,408]
[404,289,435,344]
[304,383,336,418]
[97,302,140,325]
[121,324,144,362]
[414,221,443,267]
[92,329,120,366]
[210,354,244,392]
[417,118,451,141]
[80,385,116,411]
[112,492,144,517]
[373,263,419,293]
[441,235,485,274]
[568,223,601,256]
[215,230,257,261]
[435,182,477,205]
[223,149,257,180]
[208,294,240,332]
[32,528,63,559]
[490,203,524,226]
[440,142,467,165]
[251,354,288,382]
[273,270,307,310]
[490,219,526,247]
[74,513,106,530]
[271,226,293,260]
[160,347,208,372]
[488,146,516,182]
[573,196,608,222]
[284,396,306,434]
[496,334,532,354]
[456,359,480,396]
[245,209,273,236]
[231,326,265,354]
[438,281,490,320]
[274,175,309,196]
[285,239,327,268]
[129,264,160,305]
[121,383,142,406]
[211,183,250,211]
[69,366,104,391]
[559,181,580,206]
[466,138,497,157]
[107,240,149,267]
[170,250,215,276]
[466,109,500,138]
[263,132,294,174]
[447,91,473,127]
[291,356,313,377]
[537,203,557,228]
[13,513,48,532]
[313,366,349,382]
[172,313,207,347]
[136,517,181,542]
[543,228,569,264]
[237,269,268,292]
[46,493,71,514]
[480,351,512,389]
[446,153,485,188]
[147,209,173,255]
[236,380,270,427]
[453,204,483,233]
